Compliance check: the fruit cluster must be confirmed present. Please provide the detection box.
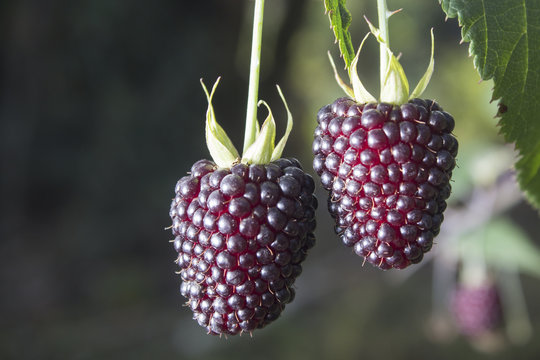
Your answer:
[313,97,457,269]
[168,0,462,335]
[170,158,317,335]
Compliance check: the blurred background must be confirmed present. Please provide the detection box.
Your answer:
[2,0,540,359]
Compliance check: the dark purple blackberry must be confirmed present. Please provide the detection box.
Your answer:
[451,283,503,337]
[170,158,317,335]
[313,98,457,269]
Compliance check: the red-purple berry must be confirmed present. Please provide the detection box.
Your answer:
[170,158,317,335]
[313,98,457,269]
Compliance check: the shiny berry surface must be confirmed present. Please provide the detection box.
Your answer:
[313,98,457,269]
[170,158,317,335]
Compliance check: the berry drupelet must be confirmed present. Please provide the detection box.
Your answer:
[316,12,458,269]
[313,98,456,269]
[170,158,317,335]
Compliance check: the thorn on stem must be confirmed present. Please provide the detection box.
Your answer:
[387,8,403,18]
[363,15,372,25]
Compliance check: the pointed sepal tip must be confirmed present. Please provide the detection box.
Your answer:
[241,86,294,164]
[201,77,240,169]
[329,15,436,105]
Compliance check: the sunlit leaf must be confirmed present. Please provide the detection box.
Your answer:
[440,0,540,209]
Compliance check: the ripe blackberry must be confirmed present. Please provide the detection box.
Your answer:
[174,0,316,334]
[317,10,458,269]
[313,98,456,269]
[451,284,503,337]
[170,158,317,335]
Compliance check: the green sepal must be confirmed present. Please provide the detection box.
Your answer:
[410,28,435,100]
[328,51,355,98]
[365,18,435,104]
[365,19,409,104]
[241,100,275,165]
[348,32,377,103]
[380,48,409,104]
[270,86,293,161]
[201,77,240,169]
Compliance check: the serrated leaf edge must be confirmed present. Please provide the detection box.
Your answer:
[324,0,355,69]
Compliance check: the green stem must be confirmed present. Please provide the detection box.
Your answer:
[243,0,265,154]
[377,0,390,92]
[498,267,532,344]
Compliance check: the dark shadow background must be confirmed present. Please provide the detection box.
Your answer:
[2,0,540,359]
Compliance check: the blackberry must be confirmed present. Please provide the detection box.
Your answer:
[313,98,456,269]
[451,284,503,337]
[170,158,317,335]
[172,0,317,334]
[316,7,458,269]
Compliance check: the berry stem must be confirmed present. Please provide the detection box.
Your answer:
[497,267,532,343]
[243,0,265,154]
[377,0,390,93]
[460,187,491,287]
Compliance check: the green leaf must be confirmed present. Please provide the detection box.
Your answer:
[440,0,540,209]
[458,218,540,279]
[324,0,355,69]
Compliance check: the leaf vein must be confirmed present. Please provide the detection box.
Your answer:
[480,0,488,74]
